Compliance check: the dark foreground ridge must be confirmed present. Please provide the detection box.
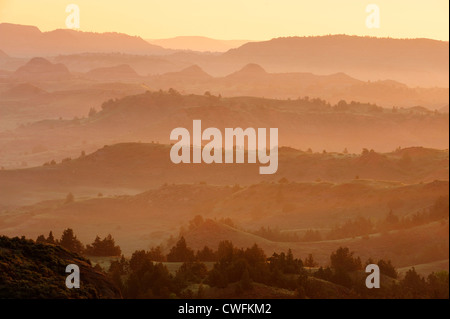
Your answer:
[0,236,122,299]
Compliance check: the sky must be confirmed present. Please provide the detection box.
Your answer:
[0,0,448,41]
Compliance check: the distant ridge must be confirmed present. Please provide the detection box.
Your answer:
[222,35,449,87]
[147,36,251,52]
[0,23,171,57]
[142,64,447,109]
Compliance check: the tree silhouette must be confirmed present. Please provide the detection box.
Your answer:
[304,254,318,267]
[59,228,84,254]
[47,231,55,244]
[167,237,195,262]
[330,247,361,272]
[85,234,121,256]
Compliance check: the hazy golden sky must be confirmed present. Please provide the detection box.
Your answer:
[0,0,448,40]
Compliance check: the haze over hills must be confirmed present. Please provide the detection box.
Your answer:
[221,35,449,87]
[0,142,447,208]
[12,57,72,81]
[1,56,447,156]
[0,9,448,299]
[0,23,171,57]
[180,218,448,270]
[0,170,447,265]
[1,83,47,98]
[49,53,188,75]
[0,77,147,132]
[0,24,448,290]
[50,35,450,88]
[3,56,448,109]
[1,24,447,88]
[147,36,251,52]
[146,64,449,109]
[0,90,448,170]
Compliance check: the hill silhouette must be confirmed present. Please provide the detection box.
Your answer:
[13,57,71,81]
[162,65,212,79]
[5,57,447,108]
[2,25,447,88]
[226,63,268,78]
[0,23,170,57]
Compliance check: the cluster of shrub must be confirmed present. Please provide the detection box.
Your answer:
[246,195,448,242]
[327,195,449,240]
[32,226,448,299]
[35,228,121,257]
[106,237,448,299]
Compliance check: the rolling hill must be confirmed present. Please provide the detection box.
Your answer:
[0,157,447,258]
[0,142,447,207]
[179,219,449,270]
[1,91,446,170]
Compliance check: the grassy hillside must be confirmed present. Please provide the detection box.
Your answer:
[0,178,447,267]
[179,219,449,269]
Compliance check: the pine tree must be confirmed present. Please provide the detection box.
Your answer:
[47,231,55,244]
[304,254,318,267]
[59,228,84,254]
